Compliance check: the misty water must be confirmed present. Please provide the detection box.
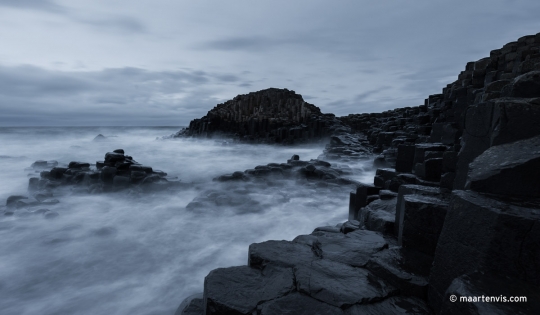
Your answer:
[0,127,375,315]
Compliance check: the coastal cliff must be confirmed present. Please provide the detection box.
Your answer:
[176,33,540,315]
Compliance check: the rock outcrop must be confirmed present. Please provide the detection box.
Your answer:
[175,88,349,144]
[175,33,540,315]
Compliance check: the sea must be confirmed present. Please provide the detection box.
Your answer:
[0,127,374,315]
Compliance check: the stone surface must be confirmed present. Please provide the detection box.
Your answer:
[358,198,397,234]
[399,195,449,255]
[345,296,433,315]
[203,265,294,315]
[394,185,442,237]
[366,247,429,299]
[294,229,387,267]
[294,259,397,308]
[248,240,318,269]
[174,293,203,315]
[259,292,344,315]
[440,272,540,315]
[466,134,540,197]
[429,190,540,312]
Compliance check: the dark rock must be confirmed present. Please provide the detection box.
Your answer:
[113,149,125,154]
[395,144,415,172]
[31,160,48,169]
[104,152,125,164]
[345,296,432,315]
[394,184,442,237]
[93,134,107,141]
[424,158,443,182]
[259,292,344,315]
[379,190,398,200]
[175,293,203,315]
[429,190,540,312]
[348,184,380,220]
[68,161,90,169]
[290,154,299,161]
[359,198,396,235]
[399,195,449,255]
[112,176,130,189]
[294,259,397,308]
[203,265,294,315]
[248,240,318,269]
[510,70,540,97]
[439,172,455,191]
[440,272,540,315]
[413,143,446,165]
[366,247,431,299]
[441,151,458,173]
[100,166,117,184]
[49,167,68,180]
[466,135,540,197]
[340,220,361,234]
[6,195,27,207]
[294,229,387,267]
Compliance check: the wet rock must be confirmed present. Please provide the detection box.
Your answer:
[510,70,540,98]
[340,220,361,234]
[395,144,415,172]
[203,265,294,315]
[294,259,397,308]
[429,190,540,312]
[174,293,203,315]
[349,184,381,220]
[259,292,344,315]
[248,240,318,269]
[49,167,68,180]
[100,166,117,184]
[394,184,443,237]
[6,195,28,207]
[399,195,449,255]
[294,229,387,267]
[93,134,107,141]
[366,247,430,299]
[359,198,397,235]
[466,134,540,197]
[345,296,432,315]
[440,272,540,315]
[68,161,90,169]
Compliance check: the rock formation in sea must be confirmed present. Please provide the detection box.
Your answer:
[175,33,540,314]
[174,88,349,144]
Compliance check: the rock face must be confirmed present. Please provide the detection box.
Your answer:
[176,33,540,315]
[176,88,346,144]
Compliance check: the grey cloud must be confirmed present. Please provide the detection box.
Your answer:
[75,15,146,34]
[0,65,243,126]
[0,0,64,12]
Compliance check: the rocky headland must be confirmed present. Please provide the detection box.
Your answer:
[174,33,540,314]
[2,33,540,315]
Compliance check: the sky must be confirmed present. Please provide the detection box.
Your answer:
[1,0,539,126]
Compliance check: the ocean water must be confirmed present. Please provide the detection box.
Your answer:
[0,127,375,315]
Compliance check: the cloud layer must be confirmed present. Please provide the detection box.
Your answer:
[1,0,540,125]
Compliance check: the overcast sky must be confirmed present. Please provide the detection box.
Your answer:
[1,0,539,126]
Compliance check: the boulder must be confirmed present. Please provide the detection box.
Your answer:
[100,166,117,184]
[429,190,540,312]
[203,265,294,315]
[510,70,540,98]
[174,293,203,315]
[68,161,90,169]
[466,134,540,197]
[294,259,397,308]
[358,198,396,235]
